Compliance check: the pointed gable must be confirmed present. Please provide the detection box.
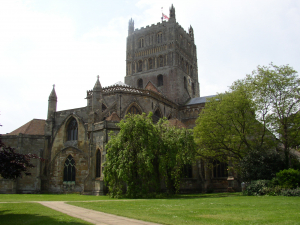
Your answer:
[145,81,161,94]
[105,112,121,122]
[8,119,46,135]
[168,119,187,128]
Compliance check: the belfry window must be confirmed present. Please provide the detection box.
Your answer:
[139,38,144,48]
[137,79,143,88]
[148,58,153,69]
[96,150,101,178]
[63,155,75,184]
[158,56,163,67]
[157,32,163,43]
[127,105,141,115]
[138,60,143,72]
[157,74,163,87]
[67,118,78,141]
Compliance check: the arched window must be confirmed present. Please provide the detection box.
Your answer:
[192,83,195,96]
[127,105,141,115]
[137,60,143,72]
[102,103,107,112]
[148,58,153,70]
[137,79,143,88]
[67,118,78,141]
[157,32,163,43]
[96,149,101,178]
[139,38,144,48]
[186,62,189,74]
[213,160,228,178]
[157,74,163,87]
[190,65,193,76]
[153,109,162,123]
[182,164,193,178]
[158,56,163,67]
[184,77,187,90]
[63,155,75,184]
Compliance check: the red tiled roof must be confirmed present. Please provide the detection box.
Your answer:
[106,112,121,122]
[168,119,187,128]
[9,119,46,135]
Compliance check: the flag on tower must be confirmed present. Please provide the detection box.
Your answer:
[162,13,169,20]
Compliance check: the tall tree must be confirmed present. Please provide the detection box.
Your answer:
[193,85,274,166]
[246,63,300,166]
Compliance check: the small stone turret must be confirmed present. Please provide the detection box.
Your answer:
[92,75,102,111]
[128,18,134,35]
[47,85,57,120]
[189,25,194,41]
[169,4,176,22]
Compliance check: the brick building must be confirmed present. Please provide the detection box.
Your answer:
[0,5,240,194]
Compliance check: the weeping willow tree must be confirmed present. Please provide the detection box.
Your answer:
[104,113,196,198]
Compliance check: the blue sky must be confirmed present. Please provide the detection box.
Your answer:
[1,0,300,133]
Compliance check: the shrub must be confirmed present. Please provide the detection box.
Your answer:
[244,180,269,196]
[280,188,300,196]
[276,169,300,189]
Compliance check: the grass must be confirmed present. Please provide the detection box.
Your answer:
[0,193,111,202]
[0,203,92,225]
[68,193,300,224]
[1,193,300,224]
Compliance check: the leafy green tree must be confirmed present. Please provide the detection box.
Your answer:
[104,113,196,198]
[246,63,300,167]
[193,85,273,166]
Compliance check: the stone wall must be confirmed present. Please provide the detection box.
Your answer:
[0,134,44,193]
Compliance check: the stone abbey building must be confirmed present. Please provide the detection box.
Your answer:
[1,5,238,194]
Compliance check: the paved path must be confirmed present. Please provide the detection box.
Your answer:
[38,201,160,225]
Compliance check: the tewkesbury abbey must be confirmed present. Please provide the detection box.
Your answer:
[0,5,237,194]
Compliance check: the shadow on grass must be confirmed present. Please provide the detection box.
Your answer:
[0,211,89,225]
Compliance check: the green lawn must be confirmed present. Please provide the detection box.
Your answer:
[0,193,111,202]
[0,203,92,225]
[68,194,300,224]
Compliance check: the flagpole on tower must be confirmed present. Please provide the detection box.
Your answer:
[161,7,163,22]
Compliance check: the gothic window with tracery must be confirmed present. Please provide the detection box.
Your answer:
[63,155,75,184]
[182,164,193,178]
[127,105,141,115]
[157,74,163,87]
[137,79,143,88]
[153,109,162,123]
[213,160,228,178]
[67,118,78,141]
[96,149,101,178]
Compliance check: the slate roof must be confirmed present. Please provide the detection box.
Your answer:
[185,95,217,105]
[8,119,46,135]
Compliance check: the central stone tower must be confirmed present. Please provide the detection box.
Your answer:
[124,4,200,105]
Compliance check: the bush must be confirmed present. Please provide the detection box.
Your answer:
[244,180,269,196]
[276,169,300,189]
[280,188,300,196]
